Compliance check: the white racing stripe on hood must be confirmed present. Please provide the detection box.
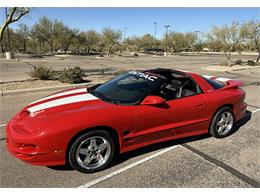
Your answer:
[27,93,98,113]
[29,88,88,105]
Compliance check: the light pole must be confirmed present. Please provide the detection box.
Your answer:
[164,25,170,53]
[154,22,157,39]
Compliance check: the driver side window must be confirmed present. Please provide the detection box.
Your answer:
[159,77,201,101]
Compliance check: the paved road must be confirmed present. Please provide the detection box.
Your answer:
[0,68,259,187]
[0,54,257,82]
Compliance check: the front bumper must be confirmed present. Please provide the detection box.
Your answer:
[6,119,66,166]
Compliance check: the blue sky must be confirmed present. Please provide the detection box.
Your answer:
[1,7,259,38]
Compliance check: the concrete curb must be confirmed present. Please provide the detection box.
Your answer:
[1,82,93,97]
[201,65,259,72]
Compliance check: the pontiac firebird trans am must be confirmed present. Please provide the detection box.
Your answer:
[6,68,247,173]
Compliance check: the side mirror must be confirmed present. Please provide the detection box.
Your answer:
[141,95,165,105]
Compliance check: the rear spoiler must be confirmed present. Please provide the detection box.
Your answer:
[203,75,243,90]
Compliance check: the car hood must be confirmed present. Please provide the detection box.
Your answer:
[24,87,111,116]
[10,87,118,133]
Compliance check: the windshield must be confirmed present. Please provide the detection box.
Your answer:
[91,71,164,105]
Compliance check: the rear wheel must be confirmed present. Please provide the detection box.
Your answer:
[68,130,115,173]
[210,107,234,138]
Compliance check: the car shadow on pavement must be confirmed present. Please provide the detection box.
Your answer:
[230,110,252,136]
[48,110,252,172]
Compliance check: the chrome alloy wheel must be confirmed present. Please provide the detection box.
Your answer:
[216,111,234,136]
[76,136,111,170]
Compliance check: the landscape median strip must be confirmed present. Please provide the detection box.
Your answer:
[1,82,92,97]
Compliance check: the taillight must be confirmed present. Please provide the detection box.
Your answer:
[238,88,245,102]
[241,94,245,102]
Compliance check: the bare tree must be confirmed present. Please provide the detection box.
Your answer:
[241,20,260,62]
[102,28,122,56]
[0,7,29,42]
[209,21,242,66]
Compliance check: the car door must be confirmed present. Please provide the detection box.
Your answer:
[132,93,209,144]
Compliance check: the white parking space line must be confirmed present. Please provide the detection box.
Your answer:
[0,124,6,127]
[78,145,179,188]
[252,108,260,113]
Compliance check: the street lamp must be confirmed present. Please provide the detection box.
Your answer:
[164,25,170,53]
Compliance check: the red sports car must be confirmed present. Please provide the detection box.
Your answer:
[6,69,247,173]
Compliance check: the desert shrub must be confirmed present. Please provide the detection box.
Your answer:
[134,53,138,57]
[247,60,256,66]
[219,62,229,66]
[59,66,85,84]
[30,65,56,80]
[235,59,242,65]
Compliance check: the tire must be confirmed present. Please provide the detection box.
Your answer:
[68,130,116,173]
[209,107,235,138]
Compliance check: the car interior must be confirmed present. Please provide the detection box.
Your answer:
[146,69,202,101]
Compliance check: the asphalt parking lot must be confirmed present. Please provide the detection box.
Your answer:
[0,56,259,188]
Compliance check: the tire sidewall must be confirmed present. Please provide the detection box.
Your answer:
[68,130,115,173]
[210,107,235,138]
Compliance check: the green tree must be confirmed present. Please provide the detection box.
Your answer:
[185,32,196,52]
[102,28,122,56]
[165,32,186,53]
[140,34,158,51]
[85,30,101,54]
[209,21,242,66]
[124,36,142,52]
[15,23,30,52]
[72,31,86,53]
[31,17,55,53]
[241,20,260,62]
[54,22,76,53]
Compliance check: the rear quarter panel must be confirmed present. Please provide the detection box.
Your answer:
[204,88,244,122]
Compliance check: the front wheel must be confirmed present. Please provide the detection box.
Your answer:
[209,107,235,138]
[68,130,115,173]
